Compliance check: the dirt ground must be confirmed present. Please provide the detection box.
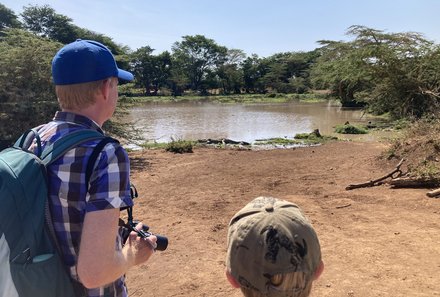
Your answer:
[125,140,440,297]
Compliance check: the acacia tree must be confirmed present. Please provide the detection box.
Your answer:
[311,38,371,107]
[352,26,440,118]
[0,29,60,146]
[284,51,319,93]
[131,47,172,95]
[216,49,245,94]
[241,54,268,93]
[21,4,77,44]
[20,4,125,55]
[172,35,227,93]
[311,25,440,117]
[168,58,189,96]
[260,55,288,93]
[131,46,155,95]
[0,3,21,30]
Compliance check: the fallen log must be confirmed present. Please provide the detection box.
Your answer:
[426,188,440,198]
[388,177,439,188]
[345,158,405,190]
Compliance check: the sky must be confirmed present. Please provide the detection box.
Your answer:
[2,0,440,57]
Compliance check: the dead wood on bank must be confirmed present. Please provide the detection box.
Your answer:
[426,188,440,198]
[388,177,438,188]
[346,158,440,198]
[345,158,405,190]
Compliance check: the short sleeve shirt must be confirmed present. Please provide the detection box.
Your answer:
[34,111,133,297]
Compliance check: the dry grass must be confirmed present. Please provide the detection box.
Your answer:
[385,119,440,182]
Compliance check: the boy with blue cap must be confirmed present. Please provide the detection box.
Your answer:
[29,39,157,296]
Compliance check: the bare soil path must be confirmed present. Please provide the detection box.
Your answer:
[125,141,440,297]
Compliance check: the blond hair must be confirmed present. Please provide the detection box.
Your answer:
[240,271,313,297]
[55,78,115,110]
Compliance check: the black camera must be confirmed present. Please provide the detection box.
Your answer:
[120,184,168,251]
[125,220,168,251]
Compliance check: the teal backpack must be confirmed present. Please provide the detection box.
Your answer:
[0,129,115,297]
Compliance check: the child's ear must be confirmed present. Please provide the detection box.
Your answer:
[225,269,240,288]
[313,260,324,280]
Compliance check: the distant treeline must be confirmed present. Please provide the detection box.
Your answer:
[1,3,440,144]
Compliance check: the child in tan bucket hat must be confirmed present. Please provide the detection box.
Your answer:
[225,196,324,297]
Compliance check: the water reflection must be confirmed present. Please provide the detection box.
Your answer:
[123,101,371,143]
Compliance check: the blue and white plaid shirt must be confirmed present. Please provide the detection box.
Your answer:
[33,111,133,297]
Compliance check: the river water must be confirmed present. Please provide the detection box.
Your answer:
[123,100,376,144]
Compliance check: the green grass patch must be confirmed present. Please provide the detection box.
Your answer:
[334,124,368,134]
[137,140,196,153]
[139,142,168,150]
[254,138,301,145]
[165,140,194,154]
[254,131,338,146]
[286,93,328,103]
[294,131,338,144]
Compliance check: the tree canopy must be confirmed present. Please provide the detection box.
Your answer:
[311,25,440,118]
[0,29,60,145]
[172,35,228,92]
[0,3,21,30]
[19,4,125,53]
[131,46,172,95]
[1,4,440,147]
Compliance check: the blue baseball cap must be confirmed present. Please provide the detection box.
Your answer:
[52,39,134,85]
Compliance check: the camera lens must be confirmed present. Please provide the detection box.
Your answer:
[155,235,168,251]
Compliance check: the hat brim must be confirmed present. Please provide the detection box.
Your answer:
[118,69,134,81]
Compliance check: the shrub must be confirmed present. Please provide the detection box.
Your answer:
[385,118,440,182]
[294,130,338,144]
[165,140,194,154]
[334,124,368,134]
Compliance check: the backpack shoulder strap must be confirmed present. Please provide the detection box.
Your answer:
[40,129,105,166]
[85,137,120,187]
[14,128,43,156]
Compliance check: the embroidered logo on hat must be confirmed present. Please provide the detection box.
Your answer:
[52,39,134,85]
[226,196,321,296]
